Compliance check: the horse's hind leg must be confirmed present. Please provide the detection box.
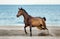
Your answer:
[24,26,28,34]
[42,21,48,30]
[30,25,32,36]
[37,25,42,30]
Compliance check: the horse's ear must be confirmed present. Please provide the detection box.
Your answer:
[18,8,20,10]
[20,8,23,10]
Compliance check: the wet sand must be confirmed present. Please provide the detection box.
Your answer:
[0,26,60,39]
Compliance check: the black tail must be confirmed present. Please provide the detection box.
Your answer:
[43,17,46,21]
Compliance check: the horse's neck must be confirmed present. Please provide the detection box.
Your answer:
[23,12,31,20]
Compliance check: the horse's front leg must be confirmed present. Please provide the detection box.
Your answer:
[30,25,32,36]
[24,26,27,34]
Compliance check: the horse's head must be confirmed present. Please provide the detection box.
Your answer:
[17,8,24,17]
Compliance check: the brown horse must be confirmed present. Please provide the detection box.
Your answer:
[16,8,48,36]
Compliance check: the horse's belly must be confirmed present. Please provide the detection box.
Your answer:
[31,18,43,27]
[32,21,40,26]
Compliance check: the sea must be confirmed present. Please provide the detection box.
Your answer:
[0,5,60,26]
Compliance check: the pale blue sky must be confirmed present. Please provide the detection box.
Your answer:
[0,0,60,5]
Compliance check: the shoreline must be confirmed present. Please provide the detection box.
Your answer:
[0,23,60,26]
[0,25,60,28]
[0,25,60,27]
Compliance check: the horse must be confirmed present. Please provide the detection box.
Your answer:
[16,8,48,36]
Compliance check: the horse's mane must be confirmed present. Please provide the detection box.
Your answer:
[20,8,32,18]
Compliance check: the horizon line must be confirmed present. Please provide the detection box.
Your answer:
[0,4,60,5]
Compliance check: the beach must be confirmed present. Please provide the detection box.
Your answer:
[0,26,60,39]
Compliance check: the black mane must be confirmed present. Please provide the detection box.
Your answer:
[19,8,32,17]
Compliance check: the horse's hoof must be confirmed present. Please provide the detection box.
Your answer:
[30,35,32,36]
[25,32,28,35]
[30,34,32,36]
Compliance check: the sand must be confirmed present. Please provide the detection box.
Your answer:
[0,26,60,39]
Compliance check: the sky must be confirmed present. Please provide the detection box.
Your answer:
[0,0,60,5]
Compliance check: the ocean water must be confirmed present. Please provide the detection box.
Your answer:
[0,5,60,26]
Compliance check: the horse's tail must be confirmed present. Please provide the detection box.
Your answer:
[43,17,46,21]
